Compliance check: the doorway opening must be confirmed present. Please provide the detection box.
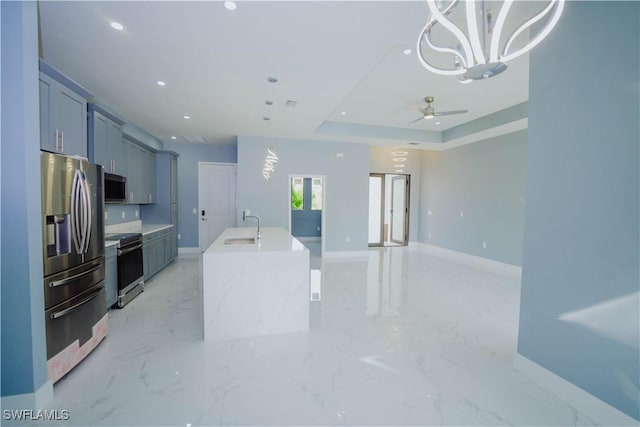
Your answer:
[288,175,325,264]
[368,173,410,247]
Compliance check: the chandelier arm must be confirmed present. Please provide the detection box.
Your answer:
[465,1,486,65]
[489,0,514,63]
[501,0,565,62]
[426,0,474,68]
[417,28,466,75]
[423,29,468,68]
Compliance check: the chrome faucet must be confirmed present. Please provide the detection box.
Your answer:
[243,211,261,240]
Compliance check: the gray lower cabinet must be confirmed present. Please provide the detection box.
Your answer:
[105,245,118,309]
[143,226,176,281]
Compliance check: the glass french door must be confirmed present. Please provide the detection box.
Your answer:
[390,176,409,245]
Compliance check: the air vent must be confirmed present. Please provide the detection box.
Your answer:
[285,100,298,107]
[181,135,207,143]
[409,142,420,146]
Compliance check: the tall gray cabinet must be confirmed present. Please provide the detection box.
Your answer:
[141,151,179,260]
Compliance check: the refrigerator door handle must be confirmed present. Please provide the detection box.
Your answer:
[80,172,92,253]
[50,287,102,320]
[70,170,83,254]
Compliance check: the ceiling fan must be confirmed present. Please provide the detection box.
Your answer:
[409,96,468,124]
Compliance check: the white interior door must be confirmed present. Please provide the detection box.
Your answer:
[390,176,407,245]
[198,163,236,251]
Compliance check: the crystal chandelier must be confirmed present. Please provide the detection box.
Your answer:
[417,0,565,82]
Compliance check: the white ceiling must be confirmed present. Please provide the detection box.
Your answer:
[38,1,530,148]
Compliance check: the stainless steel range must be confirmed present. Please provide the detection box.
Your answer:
[105,232,144,307]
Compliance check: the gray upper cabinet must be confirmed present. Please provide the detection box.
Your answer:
[39,71,88,157]
[88,106,125,175]
[122,135,156,204]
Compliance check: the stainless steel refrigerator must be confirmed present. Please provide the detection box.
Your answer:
[41,152,107,380]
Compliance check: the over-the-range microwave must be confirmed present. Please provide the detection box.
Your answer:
[104,172,127,203]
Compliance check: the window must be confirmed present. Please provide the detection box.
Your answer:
[291,177,304,210]
[311,178,323,210]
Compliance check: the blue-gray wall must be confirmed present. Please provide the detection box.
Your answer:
[419,130,527,266]
[164,141,237,248]
[237,136,370,252]
[1,1,49,397]
[519,1,639,420]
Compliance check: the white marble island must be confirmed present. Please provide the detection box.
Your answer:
[202,227,310,341]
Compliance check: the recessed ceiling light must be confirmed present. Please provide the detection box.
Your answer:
[391,151,408,156]
[170,136,177,140]
[395,164,405,168]
[403,48,412,55]
[110,22,124,31]
[156,80,166,87]
[224,1,237,10]
[392,157,407,162]
[265,100,274,106]
[340,111,347,116]
[183,115,191,120]
[267,76,278,83]
[395,169,404,173]
[435,121,441,125]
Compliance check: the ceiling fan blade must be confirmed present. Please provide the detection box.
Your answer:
[408,116,425,125]
[410,104,425,113]
[434,109,468,117]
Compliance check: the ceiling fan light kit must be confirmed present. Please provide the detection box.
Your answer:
[409,96,468,125]
[417,0,565,81]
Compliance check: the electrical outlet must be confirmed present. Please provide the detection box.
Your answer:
[460,211,464,218]
[121,211,125,219]
[177,234,181,240]
[135,209,139,218]
[427,210,432,216]
[104,211,108,220]
[482,242,487,249]
[428,233,431,239]
[316,226,320,231]
[346,236,351,243]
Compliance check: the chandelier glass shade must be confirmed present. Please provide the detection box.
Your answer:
[417,0,565,81]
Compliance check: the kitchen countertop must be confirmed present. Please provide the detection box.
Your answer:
[142,224,173,235]
[105,240,119,248]
[204,227,307,254]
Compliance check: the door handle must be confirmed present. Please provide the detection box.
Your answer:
[49,262,103,288]
[51,287,102,319]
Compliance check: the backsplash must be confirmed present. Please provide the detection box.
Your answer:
[105,205,140,225]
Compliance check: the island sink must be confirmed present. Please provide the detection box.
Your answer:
[223,237,256,245]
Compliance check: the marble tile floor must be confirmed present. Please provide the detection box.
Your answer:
[20,247,604,426]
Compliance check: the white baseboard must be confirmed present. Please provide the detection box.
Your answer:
[323,250,370,259]
[514,354,639,426]
[0,380,53,410]
[415,243,522,281]
[178,247,201,257]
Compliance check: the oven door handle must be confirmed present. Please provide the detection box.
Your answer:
[50,287,102,320]
[118,243,143,256]
[49,262,103,288]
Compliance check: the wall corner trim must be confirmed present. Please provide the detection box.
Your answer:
[414,243,522,281]
[0,380,53,411]
[514,354,639,426]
